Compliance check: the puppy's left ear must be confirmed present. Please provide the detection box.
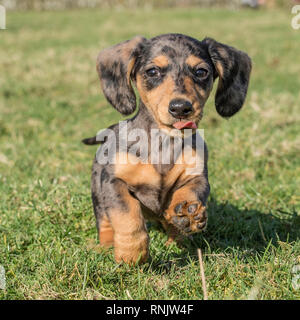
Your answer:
[203,38,252,117]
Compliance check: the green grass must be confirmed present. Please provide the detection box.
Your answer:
[0,7,299,300]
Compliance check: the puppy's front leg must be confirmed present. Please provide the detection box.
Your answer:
[92,161,149,264]
[109,192,149,264]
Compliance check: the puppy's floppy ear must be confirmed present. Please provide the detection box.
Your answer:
[203,38,252,118]
[96,36,147,115]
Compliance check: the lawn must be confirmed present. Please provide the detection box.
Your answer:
[0,7,299,300]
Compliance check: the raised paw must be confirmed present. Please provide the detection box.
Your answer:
[164,201,207,235]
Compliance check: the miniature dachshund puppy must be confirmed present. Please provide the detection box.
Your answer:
[83,34,251,264]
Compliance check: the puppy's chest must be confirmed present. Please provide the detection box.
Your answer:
[114,154,193,213]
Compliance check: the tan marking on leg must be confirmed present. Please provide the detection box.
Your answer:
[163,144,205,188]
[99,214,114,248]
[109,185,149,264]
[167,184,196,205]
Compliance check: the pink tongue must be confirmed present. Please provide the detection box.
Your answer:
[173,121,197,130]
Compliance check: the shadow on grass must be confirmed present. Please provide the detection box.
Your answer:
[148,197,300,271]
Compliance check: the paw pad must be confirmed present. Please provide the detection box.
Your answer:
[165,200,207,234]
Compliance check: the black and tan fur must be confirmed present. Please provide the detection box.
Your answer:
[83,34,252,264]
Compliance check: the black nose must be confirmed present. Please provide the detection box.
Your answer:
[168,99,193,118]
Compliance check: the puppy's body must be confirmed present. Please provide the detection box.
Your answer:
[83,34,251,264]
[90,102,210,255]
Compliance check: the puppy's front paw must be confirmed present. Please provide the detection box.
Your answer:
[115,250,149,265]
[164,201,207,235]
[114,232,149,265]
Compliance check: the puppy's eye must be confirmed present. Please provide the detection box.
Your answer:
[146,68,160,77]
[194,68,208,78]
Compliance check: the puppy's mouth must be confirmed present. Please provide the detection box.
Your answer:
[172,120,197,130]
[160,119,198,136]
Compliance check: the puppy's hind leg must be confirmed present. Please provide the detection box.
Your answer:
[91,161,114,248]
[91,188,114,248]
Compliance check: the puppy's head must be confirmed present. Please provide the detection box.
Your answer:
[97,34,251,132]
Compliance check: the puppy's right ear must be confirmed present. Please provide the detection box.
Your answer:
[97,36,147,115]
